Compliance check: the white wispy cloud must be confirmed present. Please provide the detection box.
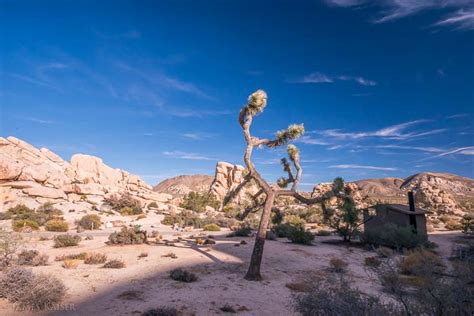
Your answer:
[162,151,215,161]
[329,164,398,171]
[293,72,377,86]
[434,146,474,157]
[447,113,469,119]
[433,8,474,30]
[297,135,330,145]
[15,116,54,124]
[181,132,216,140]
[324,0,474,30]
[316,120,445,140]
[376,145,444,153]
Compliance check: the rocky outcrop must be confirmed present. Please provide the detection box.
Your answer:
[153,175,214,197]
[0,136,170,212]
[210,161,257,203]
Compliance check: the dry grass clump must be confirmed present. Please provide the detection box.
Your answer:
[84,253,107,264]
[45,219,69,232]
[286,282,312,293]
[138,252,148,258]
[0,229,23,267]
[398,249,443,275]
[55,252,88,261]
[17,250,48,266]
[142,306,178,316]
[202,223,221,231]
[329,257,348,273]
[0,267,66,310]
[117,290,144,301]
[53,234,81,248]
[169,268,197,282]
[220,304,237,313]
[103,259,126,269]
[161,252,177,259]
[62,259,80,269]
[364,256,381,268]
[12,219,40,232]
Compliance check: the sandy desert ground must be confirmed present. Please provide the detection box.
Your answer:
[0,211,462,316]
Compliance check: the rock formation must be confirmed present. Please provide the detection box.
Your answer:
[153,175,214,197]
[0,136,171,212]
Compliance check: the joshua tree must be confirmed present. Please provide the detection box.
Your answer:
[224,90,350,281]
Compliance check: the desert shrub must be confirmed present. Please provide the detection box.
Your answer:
[288,226,314,245]
[17,250,48,266]
[37,202,63,216]
[142,307,178,316]
[203,223,221,231]
[228,225,252,238]
[293,277,399,315]
[5,204,34,217]
[180,191,219,213]
[161,215,176,226]
[273,223,295,238]
[223,205,240,219]
[12,219,40,232]
[0,267,66,310]
[62,259,79,269]
[362,223,427,250]
[398,249,443,276]
[84,253,107,264]
[323,194,363,242]
[103,259,126,269]
[104,192,141,211]
[315,229,331,236]
[461,212,474,235]
[138,252,148,258]
[53,234,82,248]
[266,230,277,240]
[364,256,381,268]
[162,252,178,259]
[147,202,158,209]
[329,257,348,273]
[119,206,143,216]
[445,219,463,231]
[169,268,197,282]
[0,267,35,302]
[0,229,22,267]
[45,219,69,232]
[78,214,101,230]
[220,304,236,313]
[108,227,147,245]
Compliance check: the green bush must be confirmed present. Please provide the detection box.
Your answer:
[362,223,427,250]
[142,307,178,316]
[203,223,221,231]
[12,219,40,232]
[273,223,295,238]
[227,225,252,237]
[462,212,474,235]
[288,227,314,245]
[37,202,63,217]
[161,215,177,226]
[78,214,101,230]
[53,234,82,248]
[180,192,219,213]
[45,219,69,232]
[108,227,147,245]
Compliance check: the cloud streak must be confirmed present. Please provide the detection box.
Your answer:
[294,72,377,86]
[162,151,215,161]
[329,164,398,171]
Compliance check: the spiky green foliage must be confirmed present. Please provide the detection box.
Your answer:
[287,144,299,162]
[277,177,289,188]
[246,89,267,115]
[273,124,304,147]
[333,177,344,193]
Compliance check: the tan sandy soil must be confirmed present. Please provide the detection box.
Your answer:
[0,217,462,316]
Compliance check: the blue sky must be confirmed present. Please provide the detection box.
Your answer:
[1,0,473,190]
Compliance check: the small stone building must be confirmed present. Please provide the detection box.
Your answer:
[363,192,427,238]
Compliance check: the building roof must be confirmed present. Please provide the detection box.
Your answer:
[383,204,426,215]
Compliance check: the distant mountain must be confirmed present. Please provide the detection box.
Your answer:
[153,175,213,196]
[354,177,405,197]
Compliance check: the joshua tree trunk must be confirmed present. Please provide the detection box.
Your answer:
[224,90,352,281]
[245,192,275,281]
